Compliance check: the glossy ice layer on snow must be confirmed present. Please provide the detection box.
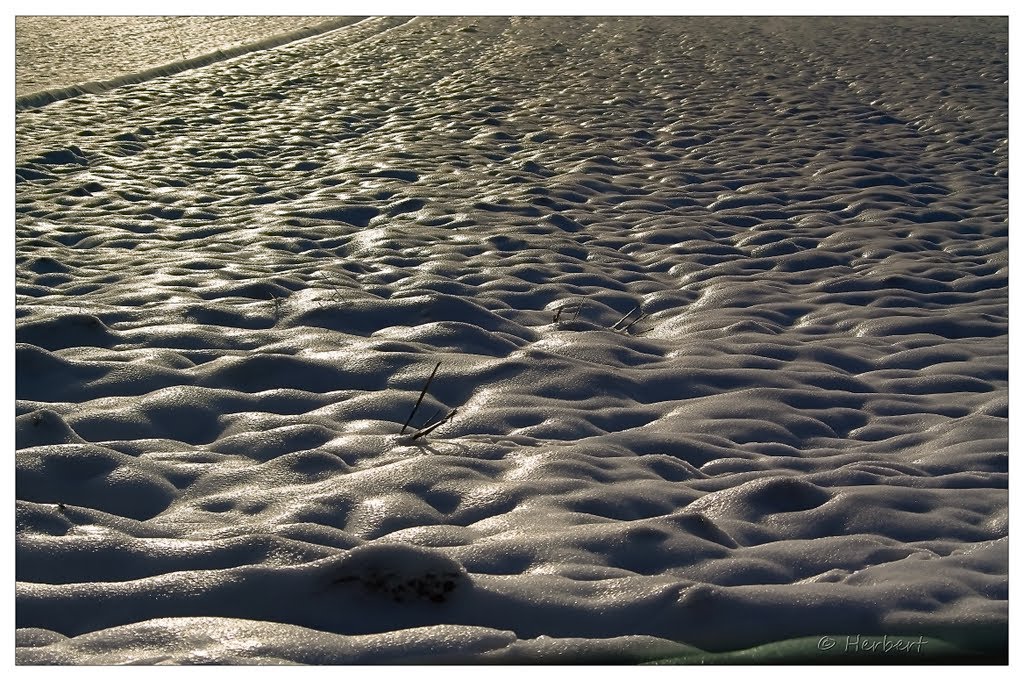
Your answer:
[15,16,344,98]
[15,16,1007,664]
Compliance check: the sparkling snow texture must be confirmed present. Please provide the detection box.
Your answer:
[15,16,1007,664]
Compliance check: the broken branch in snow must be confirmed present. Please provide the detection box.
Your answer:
[571,301,583,322]
[410,409,458,441]
[612,305,641,330]
[316,272,346,306]
[623,311,648,333]
[553,301,584,324]
[401,361,441,434]
[418,406,443,430]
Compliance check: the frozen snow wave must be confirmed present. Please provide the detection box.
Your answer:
[16,16,1006,663]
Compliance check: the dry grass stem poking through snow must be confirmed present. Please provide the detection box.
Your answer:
[401,361,442,435]
[410,408,459,441]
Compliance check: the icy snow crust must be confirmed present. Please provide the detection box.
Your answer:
[15,16,1007,664]
[14,16,353,101]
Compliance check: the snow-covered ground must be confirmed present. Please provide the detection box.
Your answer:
[14,16,345,98]
[14,16,1008,664]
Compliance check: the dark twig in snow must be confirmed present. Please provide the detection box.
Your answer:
[623,312,648,333]
[316,272,346,305]
[554,302,584,324]
[612,305,641,330]
[402,361,441,434]
[418,407,443,430]
[411,409,458,440]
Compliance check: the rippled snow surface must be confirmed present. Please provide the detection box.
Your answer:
[15,16,1007,664]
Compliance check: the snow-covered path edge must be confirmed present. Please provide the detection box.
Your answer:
[14,16,368,111]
